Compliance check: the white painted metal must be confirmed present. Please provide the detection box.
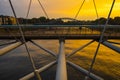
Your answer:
[34,70,42,80]
[0,42,22,56]
[19,61,56,80]
[55,39,67,80]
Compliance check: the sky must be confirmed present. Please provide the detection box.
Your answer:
[0,0,120,20]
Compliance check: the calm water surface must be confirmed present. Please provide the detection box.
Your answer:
[0,40,84,80]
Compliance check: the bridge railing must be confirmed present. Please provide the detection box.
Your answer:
[0,25,120,37]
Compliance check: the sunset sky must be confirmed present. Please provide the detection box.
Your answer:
[0,0,120,20]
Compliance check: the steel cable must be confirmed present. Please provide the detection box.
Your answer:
[74,0,85,19]
[8,0,41,80]
[93,0,99,21]
[67,0,85,36]
[37,0,49,19]
[26,0,32,19]
[85,0,116,80]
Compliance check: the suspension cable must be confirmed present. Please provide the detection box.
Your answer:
[26,0,32,18]
[8,0,41,80]
[85,0,116,80]
[74,0,85,19]
[68,0,85,37]
[93,0,99,20]
[24,0,32,33]
[37,0,49,18]
[22,0,32,37]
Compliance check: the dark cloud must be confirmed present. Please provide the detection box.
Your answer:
[0,0,28,18]
[0,0,13,16]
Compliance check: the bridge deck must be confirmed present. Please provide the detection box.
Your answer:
[0,35,120,40]
[0,25,120,40]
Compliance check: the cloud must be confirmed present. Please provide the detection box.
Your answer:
[0,0,119,20]
[0,0,12,16]
[0,0,30,18]
[0,0,49,18]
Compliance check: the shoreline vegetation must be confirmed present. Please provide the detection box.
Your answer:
[0,15,120,25]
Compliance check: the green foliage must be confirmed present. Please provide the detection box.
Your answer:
[22,16,120,25]
[114,17,120,25]
[1,15,120,25]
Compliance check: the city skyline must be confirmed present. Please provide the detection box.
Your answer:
[0,0,120,20]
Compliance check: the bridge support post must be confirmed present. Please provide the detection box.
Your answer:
[55,39,67,80]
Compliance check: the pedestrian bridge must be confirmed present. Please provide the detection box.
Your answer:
[0,25,120,80]
[0,25,120,40]
[1,0,120,80]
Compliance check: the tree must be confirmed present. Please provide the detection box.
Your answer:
[97,17,106,24]
[113,17,120,25]
[108,18,114,25]
[39,16,47,23]
[31,18,38,24]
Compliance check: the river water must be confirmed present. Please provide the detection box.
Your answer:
[0,40,85,80]
[1,40,119,80]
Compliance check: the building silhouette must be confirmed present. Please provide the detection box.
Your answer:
[0,15,16,25]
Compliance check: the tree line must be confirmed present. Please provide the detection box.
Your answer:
[18,16,120,25]
[1,15,120,25]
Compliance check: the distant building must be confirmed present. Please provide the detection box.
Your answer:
[9,16,17,25]
[0,17,2,25]
[0,15,17,25]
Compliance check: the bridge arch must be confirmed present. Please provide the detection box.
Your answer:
[56,17,79,22]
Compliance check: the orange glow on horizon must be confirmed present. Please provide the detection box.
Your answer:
[10,0,120,20]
